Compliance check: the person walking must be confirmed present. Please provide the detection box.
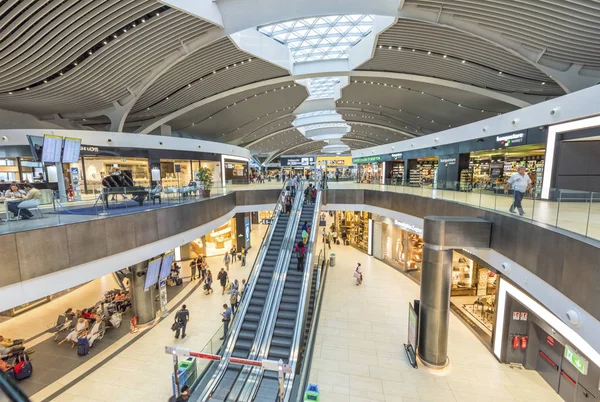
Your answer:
[295,241,306,272]
[354,263,363,286]
[174,304,190,339]
[230,247,237,264]
[504,166,532,216]
[240,279,246,295]
[321,228,326,244]
[302,227,309,244]
[229,289,240,315]
[290,175,297,197]
[204,270,213,295]
[220,304,232,340]
[241,248,247,266]
[217,268,228,295]
[285,195,292,215]
[332,230,338,245]
[224,252,231,271]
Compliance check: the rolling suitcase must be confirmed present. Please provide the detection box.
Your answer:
[13,354,32,380]
[77,338,90,356]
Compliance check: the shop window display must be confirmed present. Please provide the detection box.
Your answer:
[379,220,423,276]
[334,211,369,251]
[450,252,497,339]
[190,219,237,257]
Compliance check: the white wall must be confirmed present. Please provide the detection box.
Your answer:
[0,128,252,160]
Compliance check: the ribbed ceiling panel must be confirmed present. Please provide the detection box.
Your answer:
[129,38,289,119]
[406,0,600,71]
[0,3,216,114]
[359,19,563,95]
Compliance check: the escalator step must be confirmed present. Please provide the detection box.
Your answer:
[236,339,253,350]
[238,329,255,340]
[245,313,260,321]
[268,346,290,359]
[271,336,292,348]
[278,310,297,320]
[247,305,263,314]
[231,349,249,358]
[242,322,258,331]
[281,296,297,304]
[273,327,294,337]
[279,302,298,312]
[276,318,295,328]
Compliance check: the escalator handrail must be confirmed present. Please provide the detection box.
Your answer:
[194,181,288,401]
[282,190,323,402]
[229,182,306,401]
[294,256,330,400]
[242,188,321,401]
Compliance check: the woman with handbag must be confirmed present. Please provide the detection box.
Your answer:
[353,263,363,286]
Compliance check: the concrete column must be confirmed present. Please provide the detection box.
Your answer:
[130,261,157,324]
[418,217,492,368]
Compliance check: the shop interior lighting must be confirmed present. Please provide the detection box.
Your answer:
[258,15,374,62]
[2,5,170,95]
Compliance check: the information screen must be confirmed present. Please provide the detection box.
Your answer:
[159,252,174,281]
[41,135,63,163]
[62,137,82,163]
[144,257,162,290]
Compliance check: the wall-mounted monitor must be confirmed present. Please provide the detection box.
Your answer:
[26,135,44,162]
[144,257,162,290]
[159,252,174,281]
[62,137,82,163]
[41,134,63,163]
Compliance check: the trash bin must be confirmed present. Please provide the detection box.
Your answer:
[304,383,320,401]
[171,357,198,397]
[329,253,335,267]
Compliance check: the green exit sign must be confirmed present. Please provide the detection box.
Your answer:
[564,345,588,375]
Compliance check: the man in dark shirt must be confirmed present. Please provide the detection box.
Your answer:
[174,305,190,339]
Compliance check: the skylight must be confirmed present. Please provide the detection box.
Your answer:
[303,123,349,131]
[305,76,342,99]
[258,15,374,63]
[296,110,338,119]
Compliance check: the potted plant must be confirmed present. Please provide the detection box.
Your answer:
[196,167,214,197]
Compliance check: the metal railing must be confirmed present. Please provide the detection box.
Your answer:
[328,180,600,242]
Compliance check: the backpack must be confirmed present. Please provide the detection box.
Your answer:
[77,337,90,356]
[296,247,305,259]
[230,292,238,304]
[302,230,308,239]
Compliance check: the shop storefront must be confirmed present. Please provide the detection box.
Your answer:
[188,218,237,257]
[373,216,423,278]
[316,156,353,180]
[223,158,249,185]
[408,157,438,187]
[386,153,405,185]
[333,211,370,251]
[448,251,498,345]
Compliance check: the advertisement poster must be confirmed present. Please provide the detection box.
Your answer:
[244,216,251,249]
[70,167,82,201]
[159,279,168,317]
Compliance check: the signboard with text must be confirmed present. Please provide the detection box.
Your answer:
[496,131,527,147]
[281,156,315,166]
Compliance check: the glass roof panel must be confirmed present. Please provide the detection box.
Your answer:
[258,14,373,63]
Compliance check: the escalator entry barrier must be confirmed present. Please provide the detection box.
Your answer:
[304,383,320,401]
[330,253,335,267]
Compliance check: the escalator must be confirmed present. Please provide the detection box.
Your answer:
[296,255,321,371]
[252,202,316,401]
[208,212,291,401]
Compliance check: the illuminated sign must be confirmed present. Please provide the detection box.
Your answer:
[495,132,526,147]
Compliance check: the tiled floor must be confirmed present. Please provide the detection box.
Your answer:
[31,223,268,402]
[307,242,563,402]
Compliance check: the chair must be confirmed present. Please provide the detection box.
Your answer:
[17,199,42,219]
[148,186,162,204]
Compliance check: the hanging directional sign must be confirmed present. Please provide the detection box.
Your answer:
[564,344,588,375]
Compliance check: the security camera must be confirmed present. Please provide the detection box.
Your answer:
[566,310,580,327]
[410,144,414,148]
[107,138,112,143]
[435,137,440,142]
[501,262,511,273]
[198,145,201,149]
[550,107,560,116]
[482,126,488,133]
[1,135,7,141]
[511,118,520,126]
[391,146,394,150]
[159,142,163,145]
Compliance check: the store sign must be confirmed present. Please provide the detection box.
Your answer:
[353,156,383,164]
[564,345,589,375]
[80,145,100,153]
[159,279,168,315]
[281,157,314,166]
[496,132,527,147]
[225,163,235,169]
[390,153,403,160]
[394,220,423,235]
[244,216,251,249]
[439,157,457,165]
